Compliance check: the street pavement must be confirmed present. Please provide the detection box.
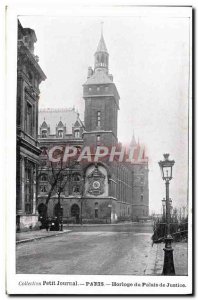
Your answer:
[16,222,188,275]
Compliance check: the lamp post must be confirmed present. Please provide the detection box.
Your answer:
[162,198,166,222]
[169,198,173,217]
[158,153,175,275]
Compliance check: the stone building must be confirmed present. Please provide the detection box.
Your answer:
[16,21,46,230]
[37,31,149,223]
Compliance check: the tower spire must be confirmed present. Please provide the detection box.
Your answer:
[94,24,109,72]
[101,21,104,36]
[130,131,137,147]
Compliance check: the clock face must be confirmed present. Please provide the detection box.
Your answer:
[92,180,100,189]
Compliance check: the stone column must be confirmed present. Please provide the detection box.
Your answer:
[32,163,37,214]
[17,156,25,215]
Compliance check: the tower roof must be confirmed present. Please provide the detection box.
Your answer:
[130,132,137,147]
[96,34,108,53]
[84,68,112,85]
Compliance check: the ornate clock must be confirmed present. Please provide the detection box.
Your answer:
[87,165,105,196]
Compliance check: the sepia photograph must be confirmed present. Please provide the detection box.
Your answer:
[5,2,192,295]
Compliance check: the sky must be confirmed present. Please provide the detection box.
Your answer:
[19,10,190,214]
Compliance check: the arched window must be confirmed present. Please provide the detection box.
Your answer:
[40,174,47,181]
[41,129,47,138]
[58,129,63,138]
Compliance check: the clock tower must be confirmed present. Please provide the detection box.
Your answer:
[83,31,120,147]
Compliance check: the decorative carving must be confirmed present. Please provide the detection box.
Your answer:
[87,164,105,196]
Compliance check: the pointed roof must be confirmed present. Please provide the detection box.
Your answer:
[130,132,137,147]
[96,34,108,53]
[40,120,48,128]
[74,120,81,127]
[57,120,64,128]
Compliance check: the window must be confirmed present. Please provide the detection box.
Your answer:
[26,102,33,136]
[41,174,47,181]
[40,185,47,193]
[89,87,92,92]
[95,209,98,218]
[97,87,100,91]
[58,129,63,138]
[141,194,143,201]
[73,173,81,182]
[41,130,47,138]
[74,130,80,138]
[73,186,80,193]
[97,111,101,127]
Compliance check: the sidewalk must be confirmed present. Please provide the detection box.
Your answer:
[145,241,188,276]
[16,229,71,244]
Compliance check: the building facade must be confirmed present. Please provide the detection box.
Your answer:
[37,32,149,223]
[16,21,46,230]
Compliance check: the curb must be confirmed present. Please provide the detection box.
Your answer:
[16,230,71,245]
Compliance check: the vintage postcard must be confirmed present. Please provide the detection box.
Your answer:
[5,1,193,295]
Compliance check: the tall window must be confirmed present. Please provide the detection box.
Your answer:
[97,111,101,127]
[95,202,99,218]
[41,130,47,138]
[74,130,80,138]
[26,102,33,136]
[97,135,101,142]
[58,129,63,138]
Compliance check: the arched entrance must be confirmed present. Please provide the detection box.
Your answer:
[54,203,63,218]
[71,204,80,224]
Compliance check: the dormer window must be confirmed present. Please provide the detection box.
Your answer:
[41,129,47,138]
[58,129,63,138]
[74,130,80,138]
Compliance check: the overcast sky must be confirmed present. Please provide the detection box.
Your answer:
[19,10,190,214]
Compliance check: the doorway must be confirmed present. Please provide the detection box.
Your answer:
[71,204,80,224]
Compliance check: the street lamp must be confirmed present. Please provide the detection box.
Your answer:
[158,153,175,275]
